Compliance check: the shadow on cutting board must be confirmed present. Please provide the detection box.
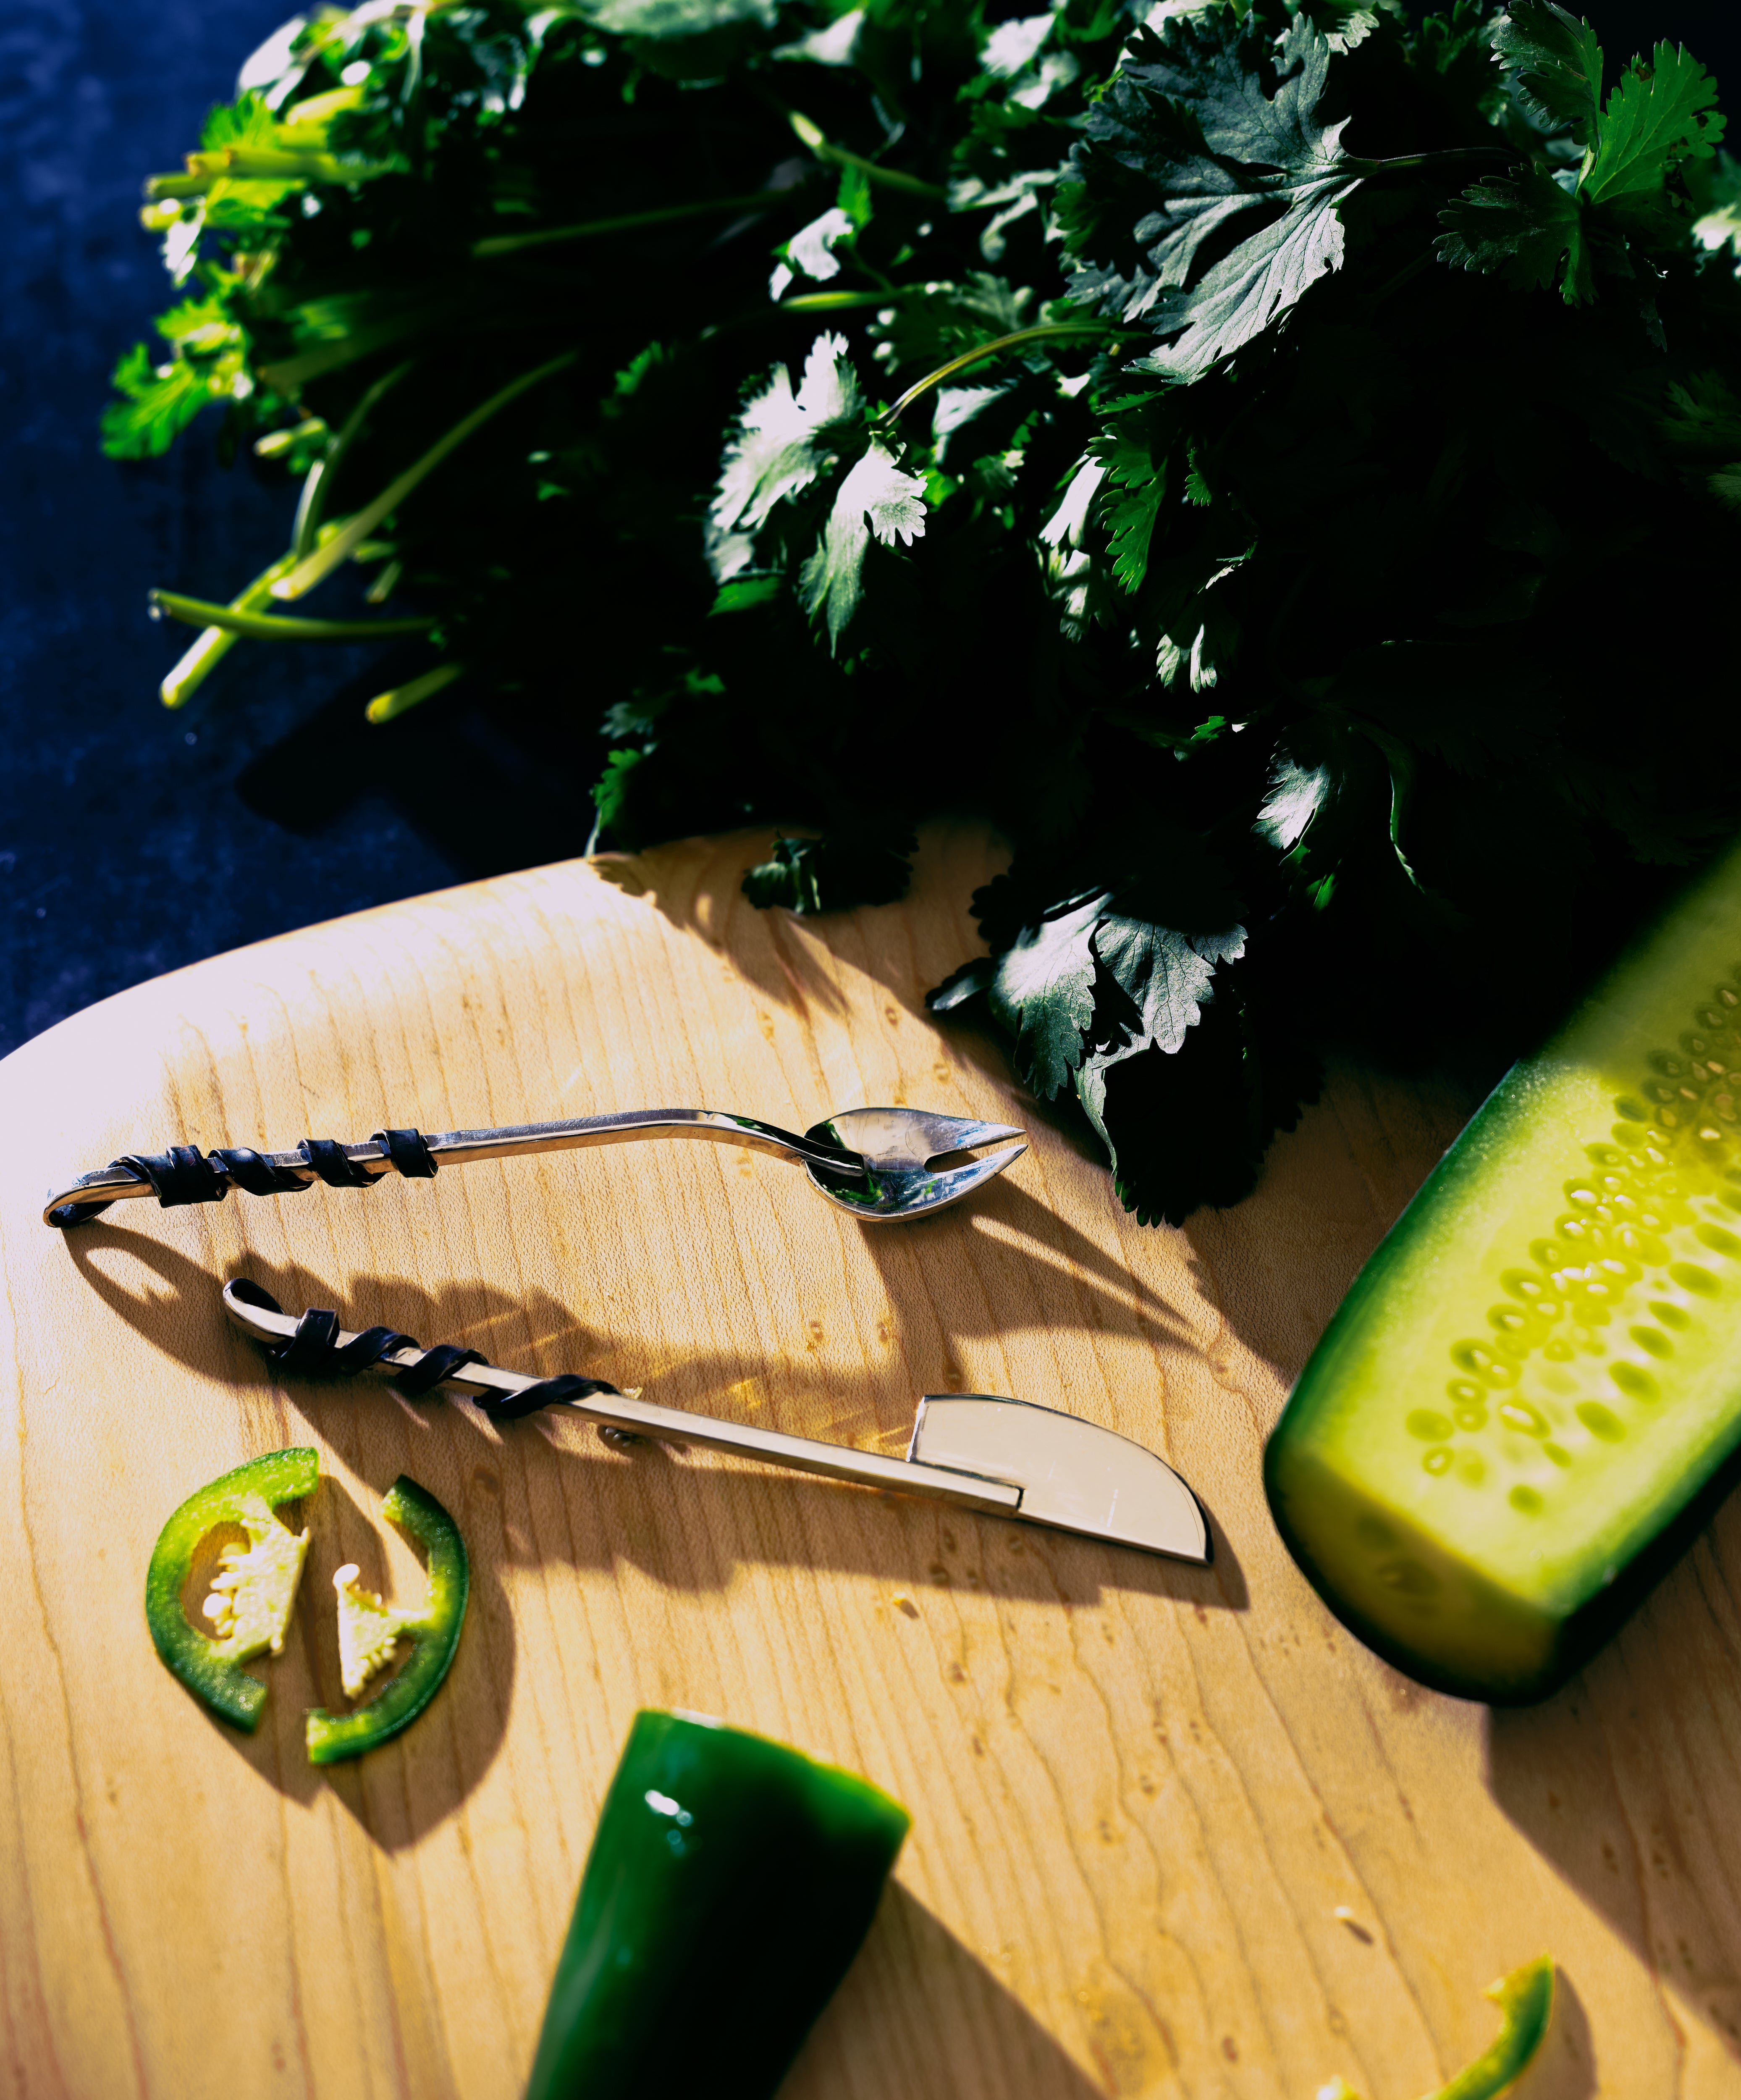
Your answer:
[1518,1971,1597,2100]
[1180,1058,1478,1415]
[1486,1503,1741,2065]
[587,830,831,1020]
[67,1230,1245,1616]
[787,1883,1107,2100]
[860,1175,1196,1349]
[585,823,1012,1032]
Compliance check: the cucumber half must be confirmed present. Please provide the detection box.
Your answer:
[1266,838,1741,1703]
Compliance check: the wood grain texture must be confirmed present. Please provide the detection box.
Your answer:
[1,823,1738,2100]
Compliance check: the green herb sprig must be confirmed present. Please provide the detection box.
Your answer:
[109,0,1741,1224]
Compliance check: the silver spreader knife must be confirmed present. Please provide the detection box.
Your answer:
[222,1281,1209,1564]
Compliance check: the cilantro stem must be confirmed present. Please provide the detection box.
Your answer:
[1369,249,1437,307]
[473,191,798,258]
[778,289,910,311]
[142,173,208,202]
[150,591,433,640]
[274,348,579,601]
[187,146,388,180]
[254,417,327,460]
[159,622,238,707]
[777,103,948,200]
[1358,148,1510,175]
[365,661,465,723]
[365,559,404,605]
[260,311,458,394]
[148,148,393,198]
[879,323,1133,424]
[158,553,299,708]
[293,359,413,560]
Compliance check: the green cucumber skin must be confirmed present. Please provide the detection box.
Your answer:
[1265,837,1741,1704]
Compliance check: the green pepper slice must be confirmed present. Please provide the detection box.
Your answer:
[1319,1954,1554,2100]
[304,1475,468,1765]
[526,1709,910,2100]
[144,1446,318,1730]
[1432,1956,1554,2100]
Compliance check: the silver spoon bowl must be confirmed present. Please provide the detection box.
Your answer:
[800,1107,1028,1218]
[43,1105,1026,1228]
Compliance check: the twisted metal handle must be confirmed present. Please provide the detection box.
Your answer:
[226,1279,620,1423]
[46,1128,440,1227]
[43,1110,862,1228]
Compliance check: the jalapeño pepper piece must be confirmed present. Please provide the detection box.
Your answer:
[1319,1955,1554,2100]
[304,1474,468,1764]
[525,1709,910,2100]
[144,1446,318,1730]
[1433,1957,1554,2100]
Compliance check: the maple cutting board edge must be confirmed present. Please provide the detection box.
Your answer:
[0,822,1736,2099]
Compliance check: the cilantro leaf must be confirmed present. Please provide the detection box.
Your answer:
[1079,979,1316,1227]
[1255,755,1332,854]
[928,382,1012,465]
[102,342,212,459]
[155,294,244,355]
[1660,371,1741,461]
[982,15,1055,82]
[1039,457,1107,552]
[1090,413,1168,594]
[987,892,1107,1097]
[709,338,926,649]
[710,335,865,575]
[773,10,865,66]
[1583,41,1724,205]
[1056,849,1254,1222]
[868,274,1032,379]
[1092,910,1247,1058]
[1439,38,1725,302]
[1436,163,1585,294]
[797,441,928,646]
[1255,712,1425,905]
[585,0,777,34]
[591,747,647,838]
[200,92,278,154]
[101,297,249,459]
[771,206,859,298]
[968,840,1252,1209]
[742,825,917,912]
[1688,148,1741,260]
[1491,1,1604,146]
[1291,1,1404,58]
[1065,12,1363,381]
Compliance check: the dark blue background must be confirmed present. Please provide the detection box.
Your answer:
[2,0,1736,1056]
[2,0,463,1053]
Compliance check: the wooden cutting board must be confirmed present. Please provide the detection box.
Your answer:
[2,823,1738,2100]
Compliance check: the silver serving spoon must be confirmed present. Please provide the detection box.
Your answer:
[223,1280,1210,1564]
[43,1105,1026,1228]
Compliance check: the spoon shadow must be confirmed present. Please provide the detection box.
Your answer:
[860,1175,1196,1350]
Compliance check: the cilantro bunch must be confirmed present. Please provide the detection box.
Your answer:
[109,0,1741,1223]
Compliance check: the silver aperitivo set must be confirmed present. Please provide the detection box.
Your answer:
[45,1100,1209,1564]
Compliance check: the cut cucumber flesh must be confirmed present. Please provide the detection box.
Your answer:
[1265,838,1741,1703]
